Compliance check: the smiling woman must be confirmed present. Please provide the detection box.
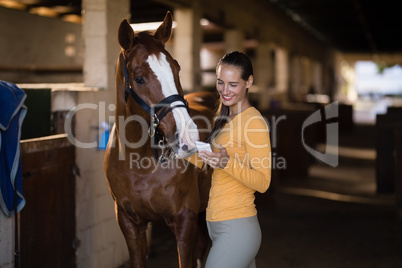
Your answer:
[216,64,253,118]
[186,51,272,268]
[208,51,255,141]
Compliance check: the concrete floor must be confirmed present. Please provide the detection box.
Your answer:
[120,125,402,267]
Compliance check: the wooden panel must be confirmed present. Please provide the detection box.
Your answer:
[265,108,317,178]
[20,134,76,268]
[375,114,402,193]
[395,129,402,241]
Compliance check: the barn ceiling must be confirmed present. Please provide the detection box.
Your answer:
[1,0,401,53]
[270,0,402,53]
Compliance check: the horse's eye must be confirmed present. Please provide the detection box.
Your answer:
[134,77,145,85]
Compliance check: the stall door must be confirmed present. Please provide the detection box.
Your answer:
[20,134,76,268]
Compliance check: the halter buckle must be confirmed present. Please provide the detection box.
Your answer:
[157,135,167,163]
[148,114,160,137]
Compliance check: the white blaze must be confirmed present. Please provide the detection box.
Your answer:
[147,53,199,154]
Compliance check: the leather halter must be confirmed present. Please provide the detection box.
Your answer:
[122,56,189,162]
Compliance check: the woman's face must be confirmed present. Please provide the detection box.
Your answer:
[216,64,253,111]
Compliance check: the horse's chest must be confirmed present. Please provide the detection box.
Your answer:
[117,176,180,217]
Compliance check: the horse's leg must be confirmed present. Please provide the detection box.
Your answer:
[116,204,148,268]
[146,222,153,257]
[166,208,199,268]
[196,212,211,267]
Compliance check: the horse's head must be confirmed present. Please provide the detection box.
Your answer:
[117,12,199,158]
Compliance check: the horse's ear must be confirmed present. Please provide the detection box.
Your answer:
[154,11,173,45]
[118,19,134,50]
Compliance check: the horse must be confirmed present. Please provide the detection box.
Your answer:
[104,11,217,268]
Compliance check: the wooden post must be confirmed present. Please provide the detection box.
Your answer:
[394,128,402,241]
[375,114,396,193]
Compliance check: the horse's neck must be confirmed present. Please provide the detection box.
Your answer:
[113,108,155,158]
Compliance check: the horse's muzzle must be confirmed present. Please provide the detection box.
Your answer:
[174,137,198,159]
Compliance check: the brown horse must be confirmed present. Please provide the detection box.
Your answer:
[104,12,217,268]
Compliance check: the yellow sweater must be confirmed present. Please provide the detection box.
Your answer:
[189,107,271,222]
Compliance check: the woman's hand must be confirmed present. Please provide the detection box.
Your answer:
[198,144,230,169]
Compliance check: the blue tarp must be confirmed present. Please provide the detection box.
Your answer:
[0,80,27,216]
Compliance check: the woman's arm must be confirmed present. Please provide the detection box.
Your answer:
[223,120,271,193]
[199,116,271,193]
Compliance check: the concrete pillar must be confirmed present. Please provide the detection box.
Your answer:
[83,0,128,90]
[290,55,302,102]
[275,47,289,100]
[301,56,311,97]
[333,52,344,101]
[312,60,323,94]
[0,213,14,268]
[173,5,202,92]
[322,64,329,96]
[224,29,245,53]
[200,47,222,87]
[76,0,130,267]
[255,42,273,110]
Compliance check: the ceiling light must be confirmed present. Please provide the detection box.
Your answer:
[19,0,41,4]
[200,18,210,26]
[51,5,75,14]
[130,21,177,32]
[29,6,58,18]
[62,14,82,24]
[0,0,26,10]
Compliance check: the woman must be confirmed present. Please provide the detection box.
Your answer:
[190,51,272,268]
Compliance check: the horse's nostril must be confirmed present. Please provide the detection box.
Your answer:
[175,132,180,140]
[182,144,188,151]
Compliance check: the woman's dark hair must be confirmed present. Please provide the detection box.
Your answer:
[207,51,253,143]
